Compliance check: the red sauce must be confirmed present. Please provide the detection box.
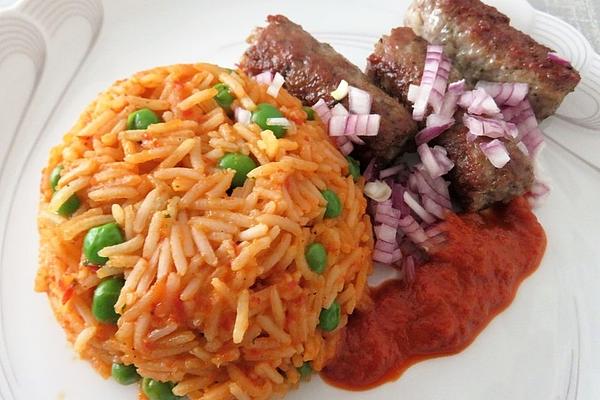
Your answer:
[322,197,546,390]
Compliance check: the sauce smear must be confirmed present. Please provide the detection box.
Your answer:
[322,197,546,389]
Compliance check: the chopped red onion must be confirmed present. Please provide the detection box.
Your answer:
[407,84,420,103]
[379,165,405,179]
[338,139,354,155]
[355,114,369,135]
[501,99,545,156]
[412,46,451,120]
[426,113,454,128]
[348,135,366,145]
[548,52,572,67]
[373,249,395,264]
[329,115,348,136]
[366,114,381,136]
[459,88,500,115]
[404,191,436,224]
[331,103,349,116]
[363,159,377,182]
[348,86,372,114]
[417,144,443,178]
[422,196,446,219]
[234,107,251,125]
[415,119,454,145]
[374,223,397,243]
[345,114,357,135]
[312,99,331,124]
[267,72,285,97]
[375,239,398,253]
[448,79,466,94]
[475,81,529,107]
[254,70,273,85]
[411,170,452,209]
[479,139,510,168]
[398,214,429,244]
[462,114,513,139]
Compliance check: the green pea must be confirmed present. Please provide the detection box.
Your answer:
[92,277,125,324]
[251,103,286,138]
[111,363,140,385]
[297,362,312,379]
[142,378,183,400]
[321,189,342,218]
[49,165,63,192]
[127,108,160,130]
[346,156,360,181]
[57,194,81,217]
[218,153,257,188]
[319,301,341,332]
[83,222,125,265]
[213,83,235,110]
[303,106,315,121]
[305,243,327,274]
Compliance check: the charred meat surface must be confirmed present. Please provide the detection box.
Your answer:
[367,27,533,211]
[405,0,580,119]
[437,123,534,211]
[240,15,417,165]
[367,27,462,110]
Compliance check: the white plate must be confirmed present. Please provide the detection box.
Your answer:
[0,0,599,399]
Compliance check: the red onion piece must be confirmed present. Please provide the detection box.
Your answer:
[459,88,500,115]
[312,99,331,124]
[329,115,348,136]
[422,196,446,219]
[345,114,358,135]
[374,223,397,243]
[398,214,429,244]
[348,86,372,114]
[375,239,398,253]
[267,72,285,97]
[403,191,436,224]
[254,71,273,85]
[355,114,369,135]
[462,114,513,139]
[407,84,420,102]
[475,81,529,107]
[412,45,451,121]
[379,165,405,180]
[415,120,455,145]
[548,52,572,67]
[479,139,510,168]
[417,144,443,178]
[426,113,454,128]
[411,169,452,209]
[331,103,349,116]
[373,249,395,264]
[366,114,381,136]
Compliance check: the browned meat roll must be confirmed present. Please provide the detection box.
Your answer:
[405,0,580,120]
[367,27,533,211]
[240,15,418,165]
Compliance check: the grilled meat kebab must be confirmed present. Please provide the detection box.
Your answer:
[367,27,534,211]
[405,0,580,119]
[240,15,418,165]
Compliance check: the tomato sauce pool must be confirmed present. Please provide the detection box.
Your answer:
[322,197,547,389]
